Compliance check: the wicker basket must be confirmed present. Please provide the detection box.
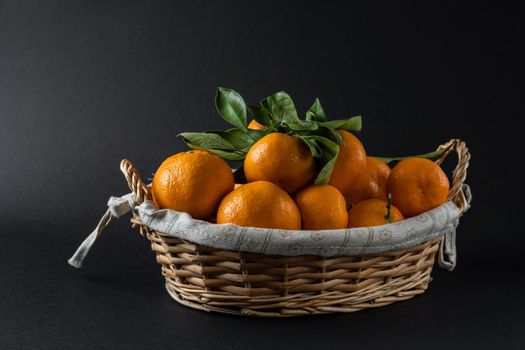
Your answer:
[119,139,470,317]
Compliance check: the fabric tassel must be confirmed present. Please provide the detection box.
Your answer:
[68,193,135,268]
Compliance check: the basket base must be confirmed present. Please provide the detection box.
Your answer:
[163,268,432,317]
[138,220,441,317]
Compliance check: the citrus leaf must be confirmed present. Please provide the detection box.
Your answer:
[205,149,246,161]
[306,98,327,122]
[260,91,300,123]
[375,144,453,168]
[286,120,319,131]
[320,116,362,132]
[300,136,340,184]
[247,128,273,141]
[182,143,245,161]
[292,127,344,145]
[291,129,318,137]
[216,128,273,152]
[319,125,345,145]
[296,135,322,158]
[215,129,256,152]
[215,87,248,131]
[247,103,273,127]
[314,139,340,185]
[179,132,235,150]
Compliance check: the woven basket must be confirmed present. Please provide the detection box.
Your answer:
[120,139,470,317]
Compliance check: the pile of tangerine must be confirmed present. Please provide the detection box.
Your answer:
[151,120,449,231]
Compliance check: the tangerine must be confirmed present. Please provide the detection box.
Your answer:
[347,198,404,228]
[244,133,316,193]
[248,119,266,130]
[151,150,234,219]
[294,185,348,230]
[328,130,367,193]
[344,157,390,206]
[217,181,301,230]
[387,158,449,217]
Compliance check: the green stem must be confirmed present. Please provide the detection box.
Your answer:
[384,193,393,223]
[373,144,452,168]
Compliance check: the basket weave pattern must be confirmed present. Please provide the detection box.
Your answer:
[121,139,470,317]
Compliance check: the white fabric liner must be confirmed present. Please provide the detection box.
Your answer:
[138,200,460,258]
[69,189,468,271]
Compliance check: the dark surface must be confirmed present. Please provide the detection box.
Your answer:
[1,1,523,349]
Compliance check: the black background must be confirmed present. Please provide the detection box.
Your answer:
[1,1,523,349]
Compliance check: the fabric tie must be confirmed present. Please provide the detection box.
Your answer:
[438,184,472,271]
[67,193,136,268]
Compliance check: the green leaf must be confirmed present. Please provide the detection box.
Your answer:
[319,125,345,145]
[260,91,300,123]
[214,128,273,152]
[285,120,319,131]
[215,87,248,131]
[313,137,340,185]
[247,103,272,127]
[296,135,322,158]
[296,126,345,145]
[302,136,340,185]
[179,132,235,150]
[291,129,318,137]
[320,116,362,132]
[247,128,273,141]
[180,128,271,160]
[306,98,327,122]
[375,144,453,168]
[215,129,255,152]
[205,149,246,161]
[180,132,245,161]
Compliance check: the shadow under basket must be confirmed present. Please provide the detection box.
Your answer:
[120,139,470,317]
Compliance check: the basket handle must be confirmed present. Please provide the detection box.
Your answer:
[120,159,150,205]
[435,139,471,214]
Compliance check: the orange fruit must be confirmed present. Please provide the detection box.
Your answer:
[248,119,267,130]
[217,181,301,230]
[151,150,234,219]
[387,158,450,217]
[347,198,404,228]
[244,133,316,193]
[294,185,348,230]
[344,157,391,206]
[328,130,367,193]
